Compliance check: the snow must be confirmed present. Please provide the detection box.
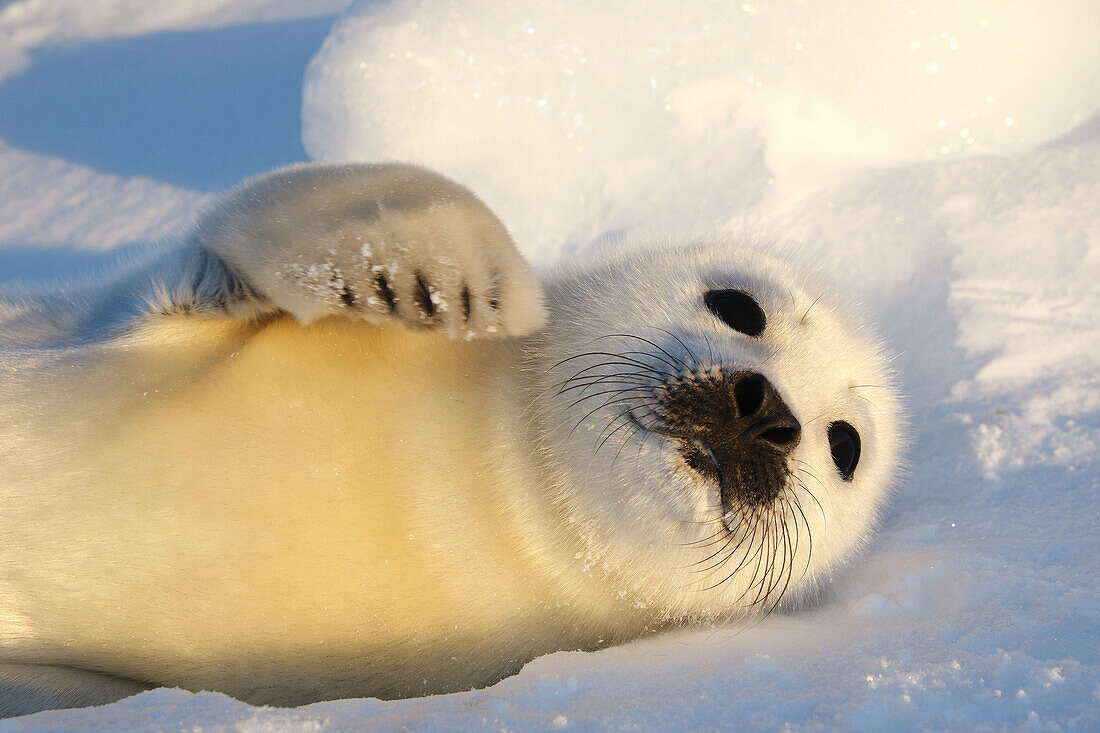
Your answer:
[303,0,1099,254]
[0,0,347,79]
[1,0,1098,730]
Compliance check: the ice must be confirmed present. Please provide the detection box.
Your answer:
[1,0,1098,729]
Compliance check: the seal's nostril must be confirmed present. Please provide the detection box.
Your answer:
[733,373,765,418]
[759,425,801,450]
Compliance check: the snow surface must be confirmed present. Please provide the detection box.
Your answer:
[304,0,1099,254]
[0,0,1098,730]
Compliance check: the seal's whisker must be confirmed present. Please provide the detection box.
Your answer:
[678,525,728,548]
[685,514,749,568]
[688,532,740,574]
[677,511,733,528]
[702,332,716,364]
[791,465,828,528]
[551,367,663,397]
[588,398,651,435]
[758,348,780,367]
[690,528,747,590]
[764,509,795,613]
[593,407,646,456]
[790,460,826,489]
[850,392,879,409]
[548,351,669,379]
[592,333,686,373]
[613,348,682,373]
[788,488,815,581]
[609,424,642,470]
[752,505,785,606]
[797,412,827,428]
[698,507,766,592]
[556,373,660,396]
[563,385,653,413]
[556,355,666,379]
[581,408,647,486]
[653,328,700,371]
[799,294,823,324]
[743,507,778,607]
[568,394,649,440]
[782,496,804,589]
[688,520,745,584]
[554,362,664,386]
[722,533,767,600]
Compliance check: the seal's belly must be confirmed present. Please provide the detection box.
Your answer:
[0,316,565,699]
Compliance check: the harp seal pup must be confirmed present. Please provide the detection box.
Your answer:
[0,163,901,716]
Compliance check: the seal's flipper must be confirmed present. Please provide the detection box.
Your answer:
[160,163,547,339]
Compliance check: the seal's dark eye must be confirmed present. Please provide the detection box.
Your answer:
[703,289,765,336]
[828,421,861,481]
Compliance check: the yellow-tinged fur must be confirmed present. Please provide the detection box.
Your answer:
[0,314,645,705]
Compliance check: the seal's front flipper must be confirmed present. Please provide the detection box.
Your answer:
[167,163,546,340]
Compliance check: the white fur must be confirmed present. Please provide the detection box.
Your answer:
[0,164,901,716]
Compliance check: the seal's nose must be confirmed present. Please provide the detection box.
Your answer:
[655,369,801,507]
[731,372,801,454]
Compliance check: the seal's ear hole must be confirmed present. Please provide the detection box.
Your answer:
[828,421,861,481]
[704,290,766,336]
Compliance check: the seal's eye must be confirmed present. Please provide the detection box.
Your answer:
[703,289,765,336]
[828,421,861,481]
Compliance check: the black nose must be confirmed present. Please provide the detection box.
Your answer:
[655,370,802,453]
[731,373,801,454]
[655,370,801,508]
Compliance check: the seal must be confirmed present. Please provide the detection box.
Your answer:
[0,163,902,716]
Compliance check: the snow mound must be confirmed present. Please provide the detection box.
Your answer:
[303,0,1100,253]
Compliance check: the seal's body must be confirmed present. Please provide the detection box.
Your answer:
[0,316,613,706]
[0,164,901,715]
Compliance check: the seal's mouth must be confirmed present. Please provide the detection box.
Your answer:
[627,370,801,512]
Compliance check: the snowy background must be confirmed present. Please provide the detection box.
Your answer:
[1,0,1098,729]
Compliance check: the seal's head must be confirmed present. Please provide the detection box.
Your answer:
[534,239,902,621]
